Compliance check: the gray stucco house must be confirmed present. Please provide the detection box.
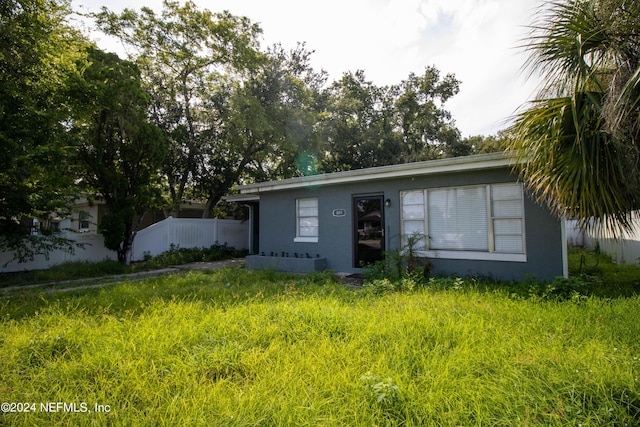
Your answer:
[228,152,568,281]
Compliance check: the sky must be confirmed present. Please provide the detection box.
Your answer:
[71,0,544,138]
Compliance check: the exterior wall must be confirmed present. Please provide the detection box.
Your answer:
[257,168,565,281]
[0,234,118,273]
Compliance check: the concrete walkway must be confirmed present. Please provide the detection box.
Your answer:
[1,258,245,295]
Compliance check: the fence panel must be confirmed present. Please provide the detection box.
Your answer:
[131,217,249,260]
[565,220,584,247]
[581,211,640,265]
[1,218,249,273]
[214,220,250,250]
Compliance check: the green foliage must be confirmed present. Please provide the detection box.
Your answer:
[0,260,130,288]
[94,0,266,218]
[0,245,246,287]
[360,371,404,422]
[317,68,466,172]
[142,243,248,269]
[1,269,639,425]
[0,0,89,259]
[508,0,640,236]
[73,47,166,264]
[196,43,325,213]
[567,247,640,297]
[526,275,593,301]
[363,246,640,300]
[363,231,430,291]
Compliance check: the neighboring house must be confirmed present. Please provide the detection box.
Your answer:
[40,198,207,235]
[227,152,568,281]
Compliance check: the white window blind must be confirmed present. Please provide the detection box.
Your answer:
[297,198,318,238]
[428,186,489,251]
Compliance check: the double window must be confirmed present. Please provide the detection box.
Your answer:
[295,198,318,242]
[400,183,526,261]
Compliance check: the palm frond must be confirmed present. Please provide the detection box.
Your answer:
[509,94,633,235]
[524,0,610,97]
[511,0,640,237]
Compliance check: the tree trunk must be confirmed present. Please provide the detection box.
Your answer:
[202,197,215,218]
[117,241,132,266]
[117,223,134,266]
[117,210,147,265]
[202,193,224,218]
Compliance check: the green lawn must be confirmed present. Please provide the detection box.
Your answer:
[1,255,639,426]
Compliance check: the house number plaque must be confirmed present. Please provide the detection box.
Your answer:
[332,209,346,217]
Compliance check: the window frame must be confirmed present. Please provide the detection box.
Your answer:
[400,183,526,262]
[294,197,319,243]
[79,211,91,232]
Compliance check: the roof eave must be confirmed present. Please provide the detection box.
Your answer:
[238,152,516,195]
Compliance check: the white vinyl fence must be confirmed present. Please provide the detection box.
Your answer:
[1,218,249,273]
[565,220,585,247]
[131,217,249,259]
[566,214,640,266]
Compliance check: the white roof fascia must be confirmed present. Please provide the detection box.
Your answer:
[238,152,516,195]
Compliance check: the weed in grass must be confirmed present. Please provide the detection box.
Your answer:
[360,371,405,423]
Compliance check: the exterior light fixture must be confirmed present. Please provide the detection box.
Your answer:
[385,198,391,207]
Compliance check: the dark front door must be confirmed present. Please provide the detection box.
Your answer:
[353,195,385,267]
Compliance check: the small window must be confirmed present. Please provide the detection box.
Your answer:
[79,211,91,232]
[295,198,318,242]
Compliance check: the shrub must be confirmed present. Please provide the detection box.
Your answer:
[527,275,594,301]
[141,243,248,269]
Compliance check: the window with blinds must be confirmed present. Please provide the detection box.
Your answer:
[491,184,524,253]
[400,183,525,256]
[296,198,319,242]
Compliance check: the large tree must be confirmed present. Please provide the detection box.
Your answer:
[95,0,264,218]
[317,70,400,171]
[194,43,327,215]
[0,0,88,262]
[507,0,640,235]
[317,67,462,172]
[394,67,461,162]
[73,47,165,264]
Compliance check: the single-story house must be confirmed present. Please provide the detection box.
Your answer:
[227,152,568,281]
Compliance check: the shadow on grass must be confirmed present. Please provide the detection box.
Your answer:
[0,244,248,288]
[0,268,348,320]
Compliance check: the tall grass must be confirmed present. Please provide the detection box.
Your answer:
[1,267,639,426]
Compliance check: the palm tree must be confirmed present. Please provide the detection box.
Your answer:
[507,0,640,236]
